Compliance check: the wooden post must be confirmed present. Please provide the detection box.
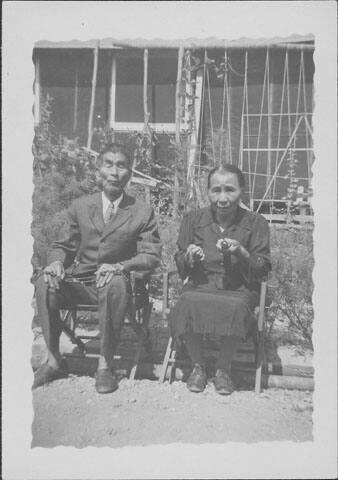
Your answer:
[225,49,232,164]
[142,48,154,176]
[267,49,273,211]
[194,69,204,147]
[239,113,244,170]
[186,63,204,206]
[34,54,40,126]
[244,51,253,203]
[73,63,79,135]
[87,41,99,149]
[255,280,267,394]
[175,47,184,143]
[143,49,150,128]
[109,53,116,131]
[286,51,291,138]
[173,46,184,218]
[185,50,194,203]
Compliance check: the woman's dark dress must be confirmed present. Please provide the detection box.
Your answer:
[170,206,271,340]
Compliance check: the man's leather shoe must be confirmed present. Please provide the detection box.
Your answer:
[32,360,68,389]
[95,368,118,394]
[214,369,235,395]
[186,364,207,393]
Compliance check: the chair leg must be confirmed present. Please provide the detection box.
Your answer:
[255,281,267,394]
[159,336,173,383]
[255,363,262,394]
[60,310,87,354]
[129,340,143,381]
[168,347,177,383]
[129,302,153,381]
[142,301,153,352]
[255,330,264,394]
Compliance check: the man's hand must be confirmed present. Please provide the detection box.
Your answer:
[43,261,65,290]
[185,244,205,267]
[95,263,124,288]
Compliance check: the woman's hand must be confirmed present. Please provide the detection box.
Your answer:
[216,238,249,259]
[185,244,205,267]
[95,263,124,288]
[216,238,240,254]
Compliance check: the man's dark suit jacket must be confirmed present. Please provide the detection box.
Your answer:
[49,191,161,277]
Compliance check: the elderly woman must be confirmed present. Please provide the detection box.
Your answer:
[170,164,271,395]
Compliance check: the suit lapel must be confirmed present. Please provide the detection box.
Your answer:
[89,193,105,236]
[101,193,132,241]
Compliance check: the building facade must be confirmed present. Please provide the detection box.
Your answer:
[33,36,314,220]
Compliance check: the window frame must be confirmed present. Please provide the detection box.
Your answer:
[109,55,187,133]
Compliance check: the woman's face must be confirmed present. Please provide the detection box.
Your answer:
[208,171,242,219]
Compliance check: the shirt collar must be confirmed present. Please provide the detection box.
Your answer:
[102,191,123,214]
[199,205,252,230]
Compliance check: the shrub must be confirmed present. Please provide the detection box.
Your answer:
[267,225,314,349]
[32,96,99,266]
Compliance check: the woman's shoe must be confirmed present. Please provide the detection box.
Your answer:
[214,368,235,395]
[95,368,119,394]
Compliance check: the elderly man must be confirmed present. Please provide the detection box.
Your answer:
[33,143,161,393]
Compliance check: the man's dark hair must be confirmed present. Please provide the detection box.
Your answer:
[207,164,246,189]
[96,143,132,168]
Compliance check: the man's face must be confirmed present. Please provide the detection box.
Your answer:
[208,171,242,219]
[98,152,131,199]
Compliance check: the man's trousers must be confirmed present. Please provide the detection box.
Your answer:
[35,274,131,365]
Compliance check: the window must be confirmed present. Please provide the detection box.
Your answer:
[37,48,183,140]
[39,49,110,144]
[113,51,178,131]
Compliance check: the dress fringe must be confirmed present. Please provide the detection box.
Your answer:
[170,289,257,340]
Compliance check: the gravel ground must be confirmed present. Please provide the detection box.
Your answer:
[32,375,313,448]
[31,310,313,447]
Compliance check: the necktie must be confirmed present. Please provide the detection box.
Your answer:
[104,202,115,224]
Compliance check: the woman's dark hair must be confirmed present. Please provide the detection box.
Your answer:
[96,143,132,168]
[207,164,245,189]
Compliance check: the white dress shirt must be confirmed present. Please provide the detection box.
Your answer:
[102,192,123,219]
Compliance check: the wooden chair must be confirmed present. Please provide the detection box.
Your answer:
[59,271,156,380]
[159,271,270,394]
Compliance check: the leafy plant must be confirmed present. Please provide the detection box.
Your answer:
[272,148,313,222]
[266,225,314,349]
[32,96,99,266]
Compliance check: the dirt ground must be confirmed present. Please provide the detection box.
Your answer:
[31,311,313,447]
[32,374,313,448]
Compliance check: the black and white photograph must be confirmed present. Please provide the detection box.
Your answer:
[2,2,337,479]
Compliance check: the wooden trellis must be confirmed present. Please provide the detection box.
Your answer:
[187,45,313,220]
[238,47,313,220]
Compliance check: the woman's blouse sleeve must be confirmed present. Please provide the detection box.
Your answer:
[246,213,272,281]
[174,211,196,280]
